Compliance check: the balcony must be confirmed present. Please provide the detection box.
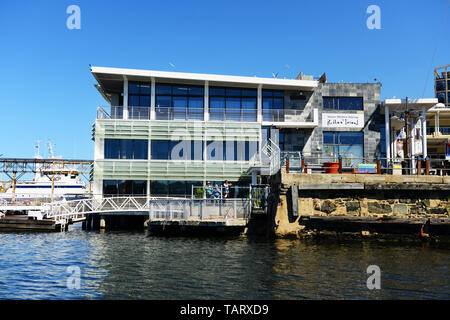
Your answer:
[97,106,204,121]
[97,106,319,127]
[427,126,450,137]
[262,108,318,128]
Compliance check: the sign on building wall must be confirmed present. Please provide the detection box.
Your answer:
[322,113,364,128]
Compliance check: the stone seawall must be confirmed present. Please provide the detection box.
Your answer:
[268,172,450,238]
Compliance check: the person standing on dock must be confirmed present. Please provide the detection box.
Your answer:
[213,184,221,205]
[205,181,213,199]
[223,180,232,198]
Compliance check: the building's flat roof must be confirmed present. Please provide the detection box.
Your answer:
[91,66,319,97]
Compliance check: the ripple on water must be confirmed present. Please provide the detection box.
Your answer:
[0,232,449,299]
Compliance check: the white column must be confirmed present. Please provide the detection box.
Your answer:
[93,179,102,200]
[384,105,391,164]
[436,112,440,136]
[151,77,155,120]
[422,108,427,158]
[123,76,129,120]
[257,84,263,163]
[257,84,262,122]
[410,117,416,173]
[204,81,209,121]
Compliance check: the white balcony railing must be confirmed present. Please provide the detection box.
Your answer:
[97,106,318,126]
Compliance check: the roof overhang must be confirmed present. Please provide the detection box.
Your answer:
[427,106,450,113]
[91,66,319,99]
[382,98,439,114]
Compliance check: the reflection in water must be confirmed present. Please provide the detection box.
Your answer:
[0,225,448,299]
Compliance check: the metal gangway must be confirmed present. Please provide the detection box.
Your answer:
[42,196,252,228]
[261,138,281,176]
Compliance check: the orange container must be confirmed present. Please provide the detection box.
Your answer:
[323,162,339,174]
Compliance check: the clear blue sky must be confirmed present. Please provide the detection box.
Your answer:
[0,0,449,159]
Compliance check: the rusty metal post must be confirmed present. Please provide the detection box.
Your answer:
[338,155,343,174]
[286,157,290,174]
[376,156,381,175]
[301,155,305,173]
[425,156,430,175]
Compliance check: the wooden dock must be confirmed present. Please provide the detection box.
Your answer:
[0,215,65,232]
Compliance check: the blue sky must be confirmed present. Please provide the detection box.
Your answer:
[0,0,449,160]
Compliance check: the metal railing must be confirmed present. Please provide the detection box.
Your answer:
[262,109,315,122]
[192,185,250,199]
[282,153,450,176]
[262,138,280,175]
[426,127,450,136]
[0,193,88,206]
[42,196,252,223]
[97,106,318,124]
[209,109,257,122]
[149,198,251,221]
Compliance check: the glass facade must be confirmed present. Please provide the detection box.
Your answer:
[323,97,364,111]
[435,80,449,91]
[262,90,284,121]
[103,180,146,196]
[209,87,257,121]
[128,82,151,119]
[150,140,204,160]
[155,84,204,120]
[323,131,364,162]
[150,180,203,196]
[104,139,148,159]
[206,141,257,161]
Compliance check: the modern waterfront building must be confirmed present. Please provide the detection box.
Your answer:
[428,65,450,162]
[435,64,450,107]
[91,66,383,198]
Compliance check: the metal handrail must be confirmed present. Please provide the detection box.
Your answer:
[97,105,318,123]
[42,196,252,223]
[282,154,450,175]
[262,109,315,122]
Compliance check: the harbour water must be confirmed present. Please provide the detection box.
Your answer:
[0,225,449,300]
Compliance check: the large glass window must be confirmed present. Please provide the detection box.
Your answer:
[150,180,203,196]
[206,141,255,161]
[128,82,151,119]
[323,131,364,165]
[209,87,257,121]
[151,140,170,160]
[323,97,363,111]
[103,180,147,196]
[151,180,168,196]
[263,90,284,121]
[155,84,204,120]
[104,139,119,159]
[104,139,148,160]
[151,140,204,160]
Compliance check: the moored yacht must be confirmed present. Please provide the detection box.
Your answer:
[0,142,88,204]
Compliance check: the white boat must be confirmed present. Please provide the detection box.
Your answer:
[0,141,88,204]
